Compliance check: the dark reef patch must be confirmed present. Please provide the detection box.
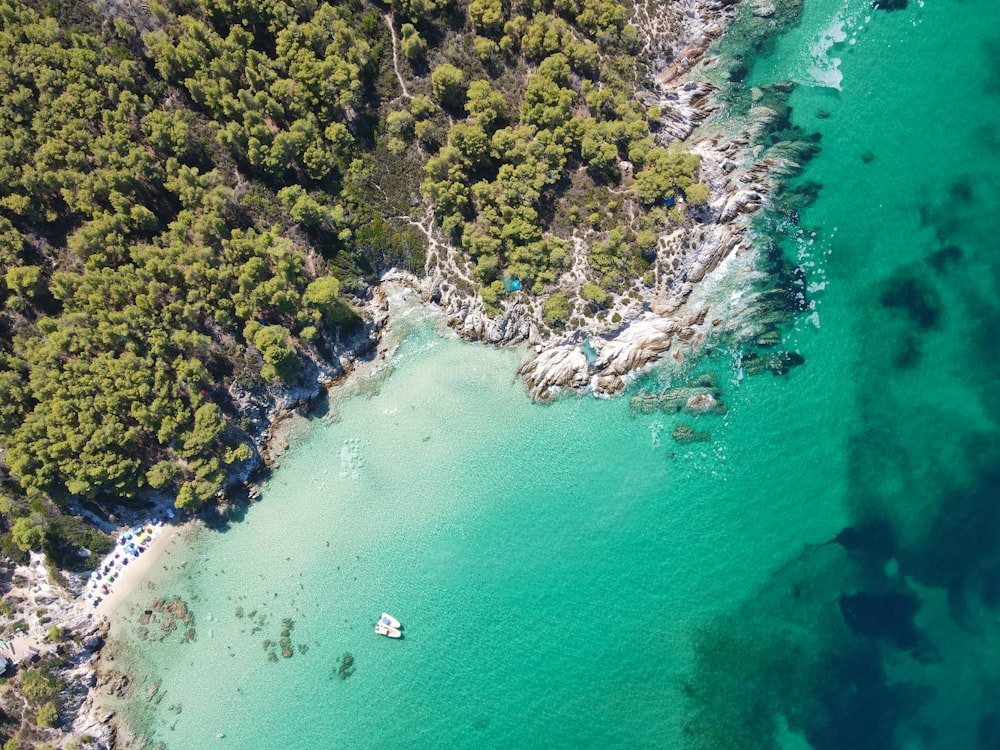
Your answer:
[925,244,963,273]
[681,544,929,750]
[978,712,1000,749]
[779,180,824,210]
[839,590,925,654]
[897,434,1000,613]
[948,177,975,203]
[807,644,930,750]
[891,333,922,369]
[833,519,896,561]
[982,37,1000,96]
[877,270,942,329]
[918,203,963,244]
[728,61,750,83]
[872,0,907,10]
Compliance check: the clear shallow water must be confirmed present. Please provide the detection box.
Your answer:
[107,289,847,747]
[108,1,1000,747]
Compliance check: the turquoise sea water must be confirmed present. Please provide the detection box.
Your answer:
[108,1,1000,747]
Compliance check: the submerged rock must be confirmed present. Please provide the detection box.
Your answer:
[661,387,696,413]
[754,327,782,347]
[338,652,355,680]
[684,393,727,415]
[742,350,805,376]
[672,424,711,444]
[631,371,727,416]
[629,392,662,414]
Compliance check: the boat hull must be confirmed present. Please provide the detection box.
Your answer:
[379,612,401,629]
[375,623,402,639]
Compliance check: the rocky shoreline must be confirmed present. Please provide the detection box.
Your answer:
[411,0,815,401]
[0,0,825,745]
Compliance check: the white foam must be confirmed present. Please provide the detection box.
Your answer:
[649,419,663,449]
[807,20,846,90]
[799,2,872,90]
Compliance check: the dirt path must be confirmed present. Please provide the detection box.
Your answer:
[384,13,412,101]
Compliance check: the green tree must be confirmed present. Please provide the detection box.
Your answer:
[581,282,608,306]
[542,291,571,328]
[465,80,507,131]
[400,23,427,64]
[11,516,46,552]
[5,266,44,299]
[20,668,61,702]
[253,324,298,382]
[430,63,465,109]
[634,147,701,206]
[684,183,711,205]
[468,0,503,36]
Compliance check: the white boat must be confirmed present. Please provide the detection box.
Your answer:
[379,612,401,629]
[374,622,402,639]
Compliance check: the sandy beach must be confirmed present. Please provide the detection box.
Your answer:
[91,522,184,621]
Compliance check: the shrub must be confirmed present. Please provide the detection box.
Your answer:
[11,517,46,552]
[386,110,414,142]
[36,701,58,727]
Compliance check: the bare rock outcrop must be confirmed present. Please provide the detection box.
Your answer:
[517,345,590,401]
[517,306,712,400]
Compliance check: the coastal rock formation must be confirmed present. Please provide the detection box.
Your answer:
[515,305,714,401]
[517,345,590,401]
[0,553,116,749]
[418,31,820,403]
[654,80,720,142]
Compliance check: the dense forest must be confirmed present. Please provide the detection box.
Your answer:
[0,0,707,569]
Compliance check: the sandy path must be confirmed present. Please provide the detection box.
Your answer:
[91,522,184,621]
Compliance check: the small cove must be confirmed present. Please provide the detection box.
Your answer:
[104,0,1000,746]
